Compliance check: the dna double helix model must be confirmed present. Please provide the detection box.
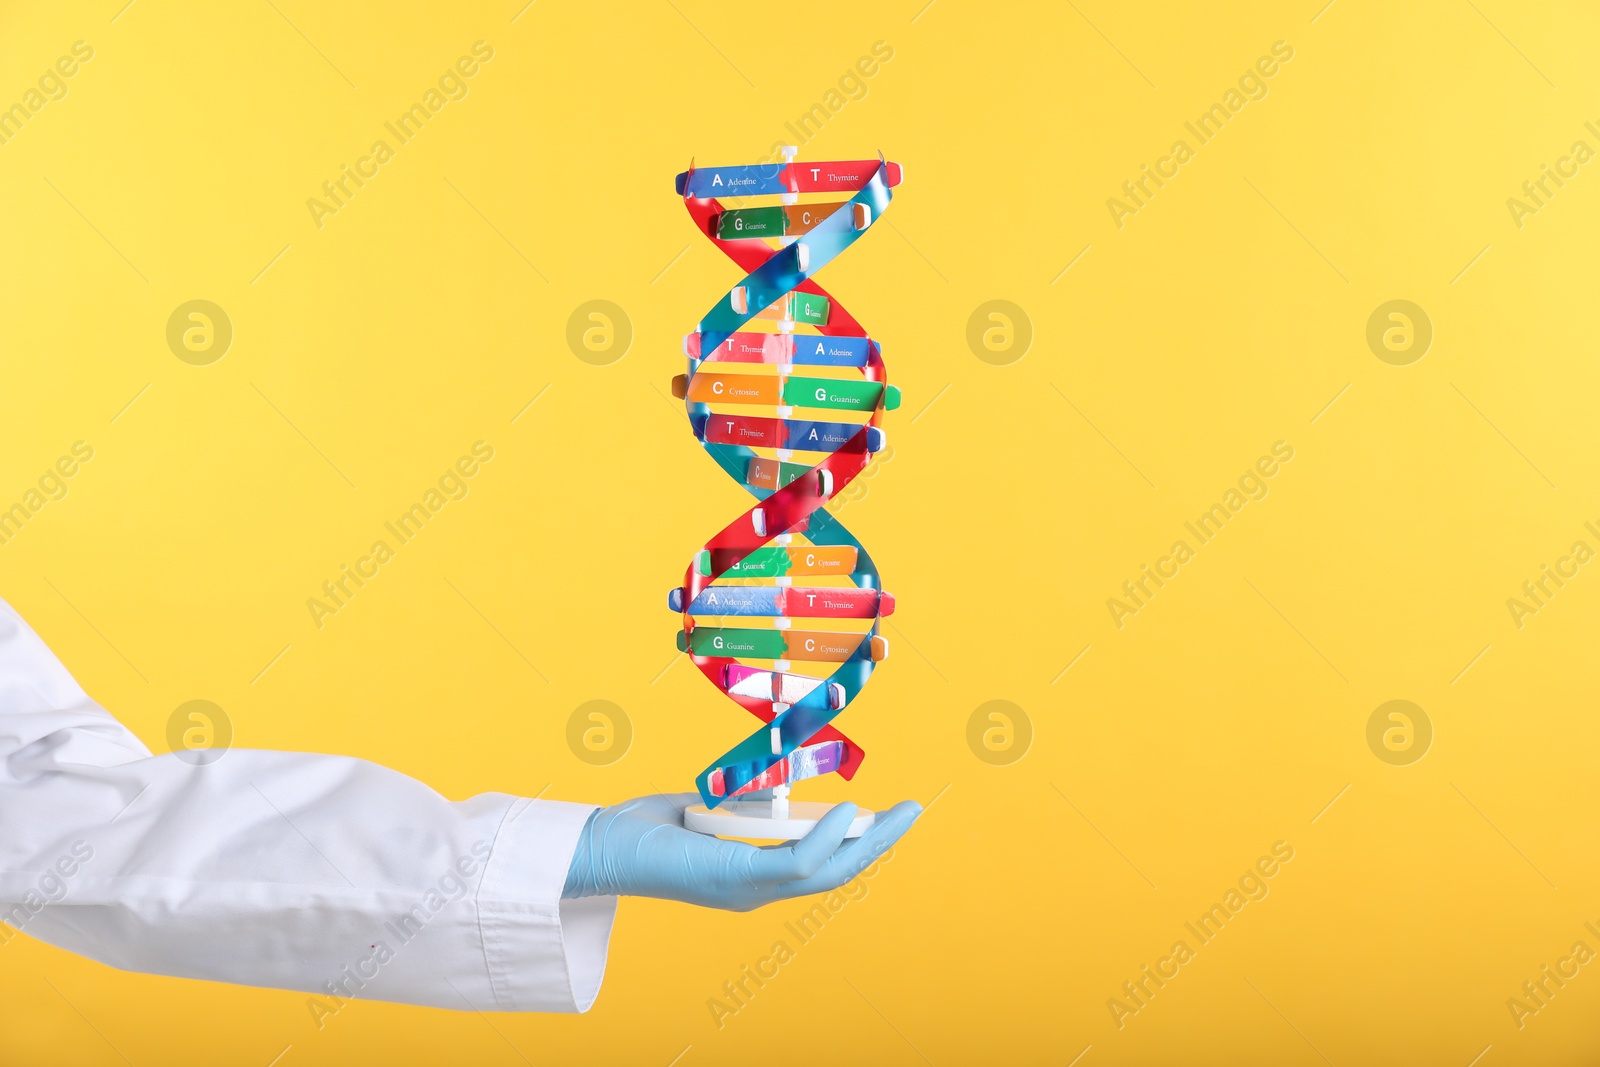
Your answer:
[670,150,903,835]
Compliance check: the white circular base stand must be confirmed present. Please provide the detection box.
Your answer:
[684,800,875,840]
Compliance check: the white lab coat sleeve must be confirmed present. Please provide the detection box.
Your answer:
[0,598,617,1013]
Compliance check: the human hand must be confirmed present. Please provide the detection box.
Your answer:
[561,793,920,911]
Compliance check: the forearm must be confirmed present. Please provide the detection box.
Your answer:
[0,600,616,1012]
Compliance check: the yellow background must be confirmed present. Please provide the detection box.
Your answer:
[2,0,1598,1063]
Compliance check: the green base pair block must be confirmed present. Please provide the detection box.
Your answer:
[782,377,901,411]
[716,207,786,238]
[788,292,829,324]
[677,626,788,658]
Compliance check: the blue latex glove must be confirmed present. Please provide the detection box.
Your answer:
[562,794,921,911]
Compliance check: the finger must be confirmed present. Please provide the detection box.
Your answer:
[616,793,699,827]
[775,799,921,897]
[746,802,858,884]
[658,793,703,816]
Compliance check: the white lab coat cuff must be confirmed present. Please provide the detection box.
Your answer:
[478,798,616,1013]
